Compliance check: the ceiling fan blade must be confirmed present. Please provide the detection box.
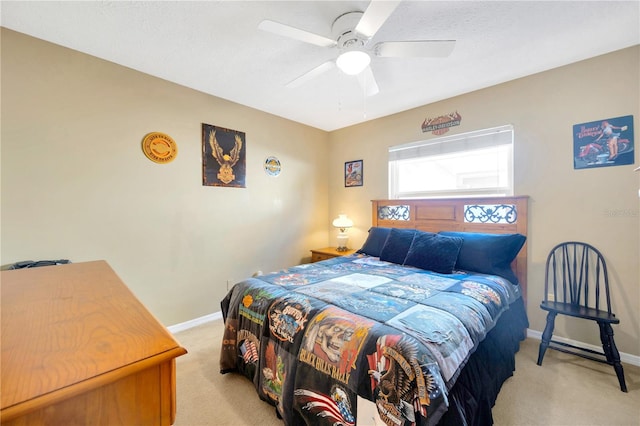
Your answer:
[375,40,456,57]
[356,66,379,96]
[286,61,335,88]
[258,20,336,47]
[354,0,401,39]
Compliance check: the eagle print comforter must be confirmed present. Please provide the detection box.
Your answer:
[219,254,521,426]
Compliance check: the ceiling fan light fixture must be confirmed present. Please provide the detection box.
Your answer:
[336,50,370,75]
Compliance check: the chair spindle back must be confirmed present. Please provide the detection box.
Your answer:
[544,241,612,313]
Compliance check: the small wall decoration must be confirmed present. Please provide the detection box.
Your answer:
[573,115,634,169]
[141,132,178,164]
[421,111,462,135]
[264,156,281,177]
[345,160,363,187]
[202,123,246,187]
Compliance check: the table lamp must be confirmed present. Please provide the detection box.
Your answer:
[332,214,353,251]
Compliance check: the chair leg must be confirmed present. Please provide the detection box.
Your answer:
[598,322,613,363]
[537,312,557,366]
[600,322,627,392]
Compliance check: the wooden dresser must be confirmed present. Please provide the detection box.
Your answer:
[0,260,187,426]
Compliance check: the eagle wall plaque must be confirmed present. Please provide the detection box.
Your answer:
[202,123,246,188]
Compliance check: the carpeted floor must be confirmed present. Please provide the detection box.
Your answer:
[173,319,640,425]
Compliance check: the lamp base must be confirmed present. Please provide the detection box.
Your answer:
[336,233,349,251]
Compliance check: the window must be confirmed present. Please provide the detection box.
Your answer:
[388,125,514,199]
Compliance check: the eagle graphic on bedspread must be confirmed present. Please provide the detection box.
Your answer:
[366,334,438,426]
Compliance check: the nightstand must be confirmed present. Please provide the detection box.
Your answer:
[310,247,357,263]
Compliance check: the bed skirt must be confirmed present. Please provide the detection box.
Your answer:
[438,296,528,425]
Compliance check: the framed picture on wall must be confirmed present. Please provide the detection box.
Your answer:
[573,115,634,169]
[345,160,363,187]
[202,123,246,187]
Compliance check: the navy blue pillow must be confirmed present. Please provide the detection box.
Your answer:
[379,228,418,265]
[438,231,526,284]
[405,233,463,274]
[357,227,392,257]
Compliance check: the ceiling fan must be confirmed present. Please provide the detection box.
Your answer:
[258,0,455,96]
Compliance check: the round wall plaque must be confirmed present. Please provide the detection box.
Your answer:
[264,156,281,176]
[142,132,178,164]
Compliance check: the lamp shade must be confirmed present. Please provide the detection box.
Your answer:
[336,50,370,75]
[332,214,353,230]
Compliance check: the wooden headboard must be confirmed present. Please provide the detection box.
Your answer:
[372,196,529,304]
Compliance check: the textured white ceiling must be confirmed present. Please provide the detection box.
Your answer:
[2,1,639,131]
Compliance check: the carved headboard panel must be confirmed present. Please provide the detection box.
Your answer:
[372,196,529,304]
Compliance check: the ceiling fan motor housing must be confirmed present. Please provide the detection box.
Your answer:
[332,11,367,51]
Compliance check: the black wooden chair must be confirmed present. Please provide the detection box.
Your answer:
[537,241,627,392]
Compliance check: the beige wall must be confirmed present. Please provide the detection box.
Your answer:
[1,29,330,326]
[2,28,638,358]
[329,46,640,357]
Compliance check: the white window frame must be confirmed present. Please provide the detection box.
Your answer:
[388,125,514,199]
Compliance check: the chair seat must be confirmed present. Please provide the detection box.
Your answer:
[540,301,619,323]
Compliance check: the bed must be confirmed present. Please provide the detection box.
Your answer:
[220,196,529,425]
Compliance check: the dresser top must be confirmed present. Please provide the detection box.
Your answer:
[1,260,186,411]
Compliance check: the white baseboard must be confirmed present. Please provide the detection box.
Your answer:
[167,311,222,334]
[168,313,640,368]
[527,329,640,367]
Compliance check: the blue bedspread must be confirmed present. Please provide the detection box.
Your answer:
[220,254,523,425]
